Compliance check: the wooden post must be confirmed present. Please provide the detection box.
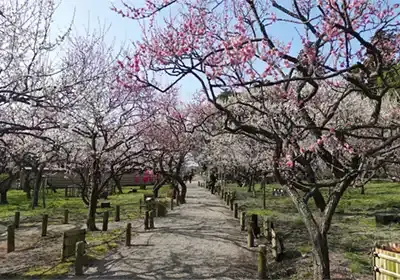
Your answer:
[240,212,246,231]
[251,214,259,237]
[41,214,48,237]
[139,199,142,214]
[170,197,174,210]
[115,205,120,222]
[63,209,69,224]
[234,203,239,218]
[258,245,267,279]
[230,198,234,211]
[14,211,20,228]
[75,241,85,276]
[226,193,230,205]
[149,210,155,229]
[264,217,273,241]
[65,186,68,197]
[144,210,150,230]
[271,229,283,261]
[7,225,15,253]
[248,221,255,247]
[176,195,180,206]
[125,223,131,246]
[102,211,109,231]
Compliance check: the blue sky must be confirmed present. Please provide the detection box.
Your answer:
[52,0,301,102]
[52,0,398,101]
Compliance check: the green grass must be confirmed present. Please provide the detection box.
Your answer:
[0,184,173,278]
[0,185,170,224]
[222,180,400,278]
[23,261,73,277]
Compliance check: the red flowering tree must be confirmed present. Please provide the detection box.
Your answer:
[114,1,400,278]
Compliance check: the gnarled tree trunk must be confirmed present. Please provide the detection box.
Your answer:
[312,231,330,280]
[176,176,187,203]
[32,165,45,209]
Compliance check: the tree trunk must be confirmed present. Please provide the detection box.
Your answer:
[0,191,7,204]
[23,173,32,199]
[247,177,252,192]
[86,190,98,231]
[311,232,330,280]
[153,177,168,198]
[114,176,123,194]
[312,189,327,212]
[32,165,45,209]
[176,177,187,203]
[86,159,100,231]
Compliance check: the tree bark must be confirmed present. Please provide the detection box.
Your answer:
[0,190,7,204]
[153,177,168,198]
[86,189,98,231]
[32,165,45,209]
[312,232,330,280]
[86,159,100,231]
[113,175,123,194]
[23,172,32,199]
[176,176,187,203]
[312,189,327,212]
[0,176,13,204]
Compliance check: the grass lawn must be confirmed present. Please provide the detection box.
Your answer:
[0,184,172,278]
[0,185,172,223]
[222,181,400,279]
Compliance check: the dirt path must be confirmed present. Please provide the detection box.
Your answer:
[80,182,258,280]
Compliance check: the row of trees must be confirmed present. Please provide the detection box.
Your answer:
[0,0,195,231]
[113,0,400,279]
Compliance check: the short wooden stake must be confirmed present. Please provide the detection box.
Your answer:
[240,212,246,231]
[251,214,259,237]
[144,210,150,230]
[176,195,180,206]
[41,214,48,237]
[234,203,239,218]
[271,229,284,262]
[248,221,255,247]
[170,197,174,210]
[149,210,155,229]
[198,181,200,187]
[139,199,142,214]
[264,217,273,241]
[75,241,85,276]
[63,209,69,224]
[115,205,120,222]
[230,198,234,211]
[125,223,131,246]
[226,194,230,205]
[102,211,109,231]
[14,211,20,228]
[7,225,15,253]
[258,245,267,279]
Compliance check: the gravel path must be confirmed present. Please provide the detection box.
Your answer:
[82,182,258,280]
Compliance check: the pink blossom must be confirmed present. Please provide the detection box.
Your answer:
[286,161,294,168]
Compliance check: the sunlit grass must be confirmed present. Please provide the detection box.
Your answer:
[222,180,400,277]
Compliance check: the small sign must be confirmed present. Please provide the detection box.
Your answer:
[61,229,86,260]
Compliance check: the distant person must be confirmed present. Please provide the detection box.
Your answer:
[189,170,194,183]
